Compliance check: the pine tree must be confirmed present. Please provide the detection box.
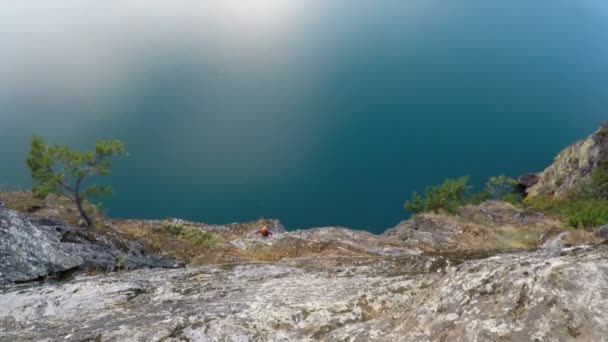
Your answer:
[26,135,127,227]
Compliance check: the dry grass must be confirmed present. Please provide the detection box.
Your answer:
[112,219,226,263]
[0,190,106,227]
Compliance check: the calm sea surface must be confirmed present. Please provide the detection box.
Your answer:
[1,1,607,232]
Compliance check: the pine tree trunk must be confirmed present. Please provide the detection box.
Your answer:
[75,194,93,227]
[74,176,93,228]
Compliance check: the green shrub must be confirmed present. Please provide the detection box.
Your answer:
[161,222,218,248]
[567,204,608,228]
[162,222,186,235]
[404,192,425,214]
[465,190,492,205]
[525,196,608,229]
[116,257,126,270]
[405,176,470,214]
[405,174,523,216]
[565,199,608,228]
[591,159,608,199]
[485,175,518,200]
[183,229,218,247]
[500,192,523,205]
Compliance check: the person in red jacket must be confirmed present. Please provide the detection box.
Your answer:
[256,225,273,237]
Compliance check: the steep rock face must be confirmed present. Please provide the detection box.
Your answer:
[1,245,606,341]
[0,204,181,285]
[526,126,608,198]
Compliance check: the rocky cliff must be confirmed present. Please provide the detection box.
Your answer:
[524,125,608,198]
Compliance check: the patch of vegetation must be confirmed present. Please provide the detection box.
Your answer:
[591,159,608,200]
[465,189,492,205]
[525,196,608,229]
[116,257,126,270]
[486,175,519,200]
[161,222,219,248]
[499,192,524,205]
[114,220,222,264]
[405,175,523,215]
[567,201,608,228]
[405,176,470,214]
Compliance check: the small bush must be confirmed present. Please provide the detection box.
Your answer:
[116,257,126,270]
[162,222,186,235]
[405,176,470,214]
[486,175,519,200]
[466,190,492,205]
[500,192,524,205]
[183,229,218,247]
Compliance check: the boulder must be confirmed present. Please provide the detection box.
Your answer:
[517,173,540,189]
[596,224,608,240]
[0,204,181,285]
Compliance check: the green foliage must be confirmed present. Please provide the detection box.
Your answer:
[525,196,608,229]
[162,222,187,235]
[485,175,518,200]
[465,190,492,205]
[500,192,523,205]
[26,135,127,226]
[404,192,425,213]
[404,176,470,214]
[405,174,524,215]
[590,159,608,199]
[566,201,608,228]
[161,222,218,248]
[116,257,126,270]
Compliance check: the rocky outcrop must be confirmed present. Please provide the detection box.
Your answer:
[517,173,540,189]
[381,201,597,251]
[0,204,181,285]
[525,125,608,198]
[1,244,606,341]
[384,214,462,249]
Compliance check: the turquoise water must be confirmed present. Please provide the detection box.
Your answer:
[1,1,607,232]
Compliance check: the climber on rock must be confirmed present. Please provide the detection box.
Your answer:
[256,225,273,238]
